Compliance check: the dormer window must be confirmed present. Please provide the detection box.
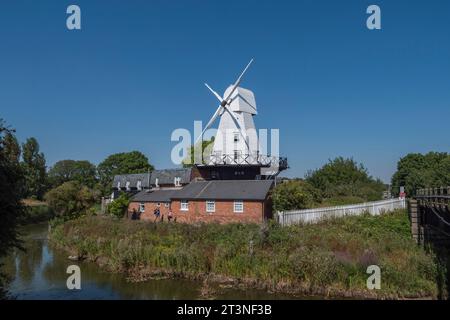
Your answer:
[174,177,181,187]
[125,181,130,191]
[137,180,142,191]
[155,178,159,188]
[117,181,121,190]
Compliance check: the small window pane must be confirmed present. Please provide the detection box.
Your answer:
[181,200,189,211]
[234,201,243,213]
[206,200,215,213]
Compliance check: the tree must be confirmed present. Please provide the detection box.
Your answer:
[48,160,97,188]
[21,137,47,199]
[306,157,385,201]
[108,193,130,218]
[0,119,26,298]
[391,152,450,196]
[182,137,215,168]
[3,132,21,164]
[45,181,99,220]
[272,180,321,211]
[97,151,153,192]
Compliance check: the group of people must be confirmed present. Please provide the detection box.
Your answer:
[128,206,175,222]
[153,207,175,223]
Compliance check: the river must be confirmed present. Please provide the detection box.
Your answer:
[1,223,300,300]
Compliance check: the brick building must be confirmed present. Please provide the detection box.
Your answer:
[128,180,273,224]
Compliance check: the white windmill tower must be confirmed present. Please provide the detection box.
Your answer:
[197,59,260,165]
[195,59,288,180]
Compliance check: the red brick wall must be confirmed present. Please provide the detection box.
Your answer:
[129,198,271,224]
[171,200,266,224]
[128,201,171,221]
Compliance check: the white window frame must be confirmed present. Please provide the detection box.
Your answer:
[174,177,181,187]
[137,180,142,191]
[139,203,145,213]
[234,200,244,213]
[180,200,189,211]
[164,202,169,208]
[125,181,130,191]
[206,200,215,213]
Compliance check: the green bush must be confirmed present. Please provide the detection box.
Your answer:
[107,193,130,218]
[272,180,320,211]
[306,157,385,201]
[45,181,99,221]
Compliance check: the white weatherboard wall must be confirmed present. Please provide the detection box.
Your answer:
[277,198,406,226]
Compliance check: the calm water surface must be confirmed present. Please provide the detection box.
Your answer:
[2,223,303,300]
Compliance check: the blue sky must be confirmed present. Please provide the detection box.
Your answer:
[1,0,449,182]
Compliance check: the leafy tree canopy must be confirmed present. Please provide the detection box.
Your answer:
[45,181,99,220]
[48,159,97,188]
[97,151,153,191]
[0,119,26,298]
[21,137,47,199]
[305,157,385,201]
[391,152,450,196]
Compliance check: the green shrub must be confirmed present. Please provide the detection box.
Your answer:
[108,193,130,218]
[272,180,321,211]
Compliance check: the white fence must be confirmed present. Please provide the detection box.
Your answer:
[277,198,406,226]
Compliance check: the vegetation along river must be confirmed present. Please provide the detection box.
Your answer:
[1,223,301,300]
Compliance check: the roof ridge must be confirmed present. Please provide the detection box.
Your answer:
[197,181,212,198]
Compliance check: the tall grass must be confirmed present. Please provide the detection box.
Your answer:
[50,209,439,298]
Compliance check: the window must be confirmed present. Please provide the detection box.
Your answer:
[233,132,239,143]
[234,150,241,161]
[155,178,159,188]
[117,181,121,189]
[180,200,189,211]
[164,202,169,208]
[139,203,145,213]
[234,201,244,213]
[157,202,161,207]
[206,200,215,213]
[174,177,181,187]
[137,180,142,190]
[125,181,130,191]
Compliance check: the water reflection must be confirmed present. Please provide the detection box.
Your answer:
[2,223,297,300]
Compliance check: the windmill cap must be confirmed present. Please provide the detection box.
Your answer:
[224,86,257,115]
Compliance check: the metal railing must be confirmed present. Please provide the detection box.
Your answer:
[199,153,288,169]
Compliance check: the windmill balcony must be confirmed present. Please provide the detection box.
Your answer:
[200,153,288,170]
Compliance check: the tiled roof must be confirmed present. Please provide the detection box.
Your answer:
[170,180,273,201]
[150,168,192,185]
[112,173,150,188]
[132,189,181,202]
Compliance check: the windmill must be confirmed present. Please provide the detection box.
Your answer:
[197,59,260,165]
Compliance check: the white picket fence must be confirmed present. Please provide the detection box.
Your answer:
[277,198,406,226]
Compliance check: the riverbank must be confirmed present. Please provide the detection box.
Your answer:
[49,210,440,299]
[19,199,54,225]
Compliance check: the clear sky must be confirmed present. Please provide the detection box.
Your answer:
[1,0,449,182]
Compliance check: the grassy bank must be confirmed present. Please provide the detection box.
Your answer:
[49,210,440,299]
[19,199,54,225]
